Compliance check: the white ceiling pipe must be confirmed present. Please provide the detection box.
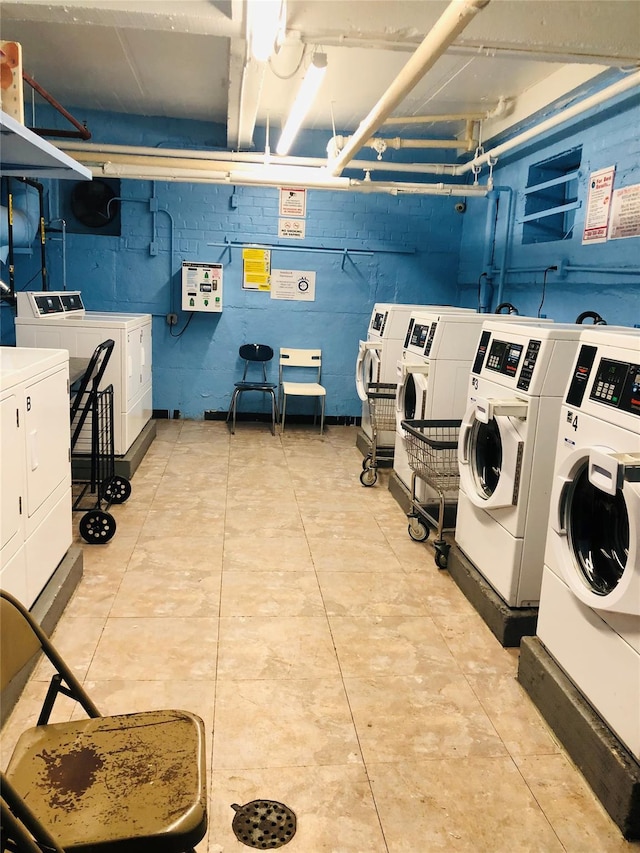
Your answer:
[456,68,640,175]
[329,0,491,177]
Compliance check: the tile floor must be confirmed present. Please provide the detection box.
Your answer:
[2,420,638,852]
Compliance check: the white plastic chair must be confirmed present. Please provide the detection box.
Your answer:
[279,348,326,434]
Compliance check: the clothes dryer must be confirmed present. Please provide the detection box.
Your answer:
[393,311,553,497]
[15,291,152,455]
[355,303,473,442]
[456,322,590,607]
[536,327,640,759]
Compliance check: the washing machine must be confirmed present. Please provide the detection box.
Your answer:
[355,303,473,443]
[393,310,554,497]
[15,291,152,456]
[536,327,640,758]
[455,322,593,608]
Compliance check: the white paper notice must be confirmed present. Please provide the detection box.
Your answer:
[279,188,306,217]
[608,183,640,241]
[582,166,615,244]
[270,269,316,301]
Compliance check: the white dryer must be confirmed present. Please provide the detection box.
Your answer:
[15,292,152,456]
[393,310,554,497]
[456,322,590,608]
[536,327,640,759]
[355,303,472,442]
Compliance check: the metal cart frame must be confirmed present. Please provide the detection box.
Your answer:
[400,419,461,568]
[360,382,397,487]
[70,340,131,543]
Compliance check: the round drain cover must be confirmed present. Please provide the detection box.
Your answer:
[231,799,297,849]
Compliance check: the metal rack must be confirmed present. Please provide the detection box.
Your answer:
[401,419,461,568]
[360,382,397,487]
[70,340,131,543]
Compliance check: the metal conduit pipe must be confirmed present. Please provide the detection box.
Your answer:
[457,69,640,175]
[329,0,491,177]
[63,141,460,177]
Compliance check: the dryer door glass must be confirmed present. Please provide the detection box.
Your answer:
[566,464,629,595]
[404,374,416,420]
[470,418,502,498]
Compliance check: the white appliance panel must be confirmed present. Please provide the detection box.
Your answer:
[1,393,23,555]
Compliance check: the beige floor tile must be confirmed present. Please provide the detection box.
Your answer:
[32,616,106,683]
[307,537,403,572]
[301,510,387,543]
[209,764,387,852]
[212,678,361,769]
[466,672,561,756]
[434,611,520,676]
[514,754,639,852]
[329,615,457,677]
[345,672,507,763]
[63,571,124,618]
[109,568,222,617]
[369,757,564,852]
[225,507,304,536]
[223,532,313,572]
[316,571,430,616]
[79,533,139,571]
[127,534,224,573]
[140,506,226,539]
[220,572,325,617]
[86,617,219,681]
[217,616,340,681]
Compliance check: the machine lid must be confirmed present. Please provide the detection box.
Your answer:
[565,463,629,596]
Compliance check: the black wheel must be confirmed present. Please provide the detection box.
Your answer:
[362,454,372,471]
[79,510,116,544]
[360,467,378,487]
[104,475,132,504]
[434,542,450,569]
[407,517,429,541]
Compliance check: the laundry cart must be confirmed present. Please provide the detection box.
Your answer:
[360,382,397,486]
[401,419,461,568]
[70,340,132,543]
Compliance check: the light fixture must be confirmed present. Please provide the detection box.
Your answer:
[276,52,327,156]
[248,0,286,62]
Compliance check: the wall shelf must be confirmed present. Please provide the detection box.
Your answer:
[0,110,91,180]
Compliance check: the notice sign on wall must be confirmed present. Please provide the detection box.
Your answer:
[278,218,306,239]
[279,188,306,217]
[242,248,271,291]
[270,269,316,301]
[582,166,615,244]
[608,183,640,241]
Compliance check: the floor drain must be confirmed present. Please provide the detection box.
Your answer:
[231,799,297,849]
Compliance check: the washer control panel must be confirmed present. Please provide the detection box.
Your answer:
[485,338,524,378]
[590,357,640,416]
[516,339,542,391]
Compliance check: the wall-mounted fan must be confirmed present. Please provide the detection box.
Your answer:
[70,179,119,228]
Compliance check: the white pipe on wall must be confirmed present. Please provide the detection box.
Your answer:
[329,0,491,176]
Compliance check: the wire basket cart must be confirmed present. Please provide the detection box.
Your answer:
[70,340,131,544]
[360,382,397,487]
[401,419,461,568]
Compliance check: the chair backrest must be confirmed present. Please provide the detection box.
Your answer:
[0,590,100,720]
[279,348,322,383]
[238,344,274,383]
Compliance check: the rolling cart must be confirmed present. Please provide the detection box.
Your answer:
[401,419,461,568]
[70,339,132,544]
[360,382,397,487]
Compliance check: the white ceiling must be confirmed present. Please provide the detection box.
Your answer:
[2,0,639,159]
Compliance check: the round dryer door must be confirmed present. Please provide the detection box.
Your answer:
[459,406,524,509]
[555,448,640,615]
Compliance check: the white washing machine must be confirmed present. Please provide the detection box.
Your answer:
[15,291,152,456]
[1,346,72,608]
[393,310,554,498]
[536,327,640,759]
[456,322,591,607]
[355,303,473,442]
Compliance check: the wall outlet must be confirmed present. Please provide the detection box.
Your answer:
[149,241,158,256]
[166,313,178,326]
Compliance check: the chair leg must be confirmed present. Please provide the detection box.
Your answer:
[227,389,239,434]
[281,394,287,433]
[320,396,325,435]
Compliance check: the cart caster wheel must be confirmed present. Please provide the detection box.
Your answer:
[360,467,378,487]
[79,510,117,544]
[407,518,429,542]
[362,455,373,471]
[434,544,450,570]
[104,475,132,504]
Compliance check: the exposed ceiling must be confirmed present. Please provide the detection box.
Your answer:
[1,0,639,183]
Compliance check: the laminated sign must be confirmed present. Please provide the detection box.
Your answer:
[270,269,315,301]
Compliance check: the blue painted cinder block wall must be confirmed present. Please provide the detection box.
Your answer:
[1,108,466,419]
[457,88,640,325]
